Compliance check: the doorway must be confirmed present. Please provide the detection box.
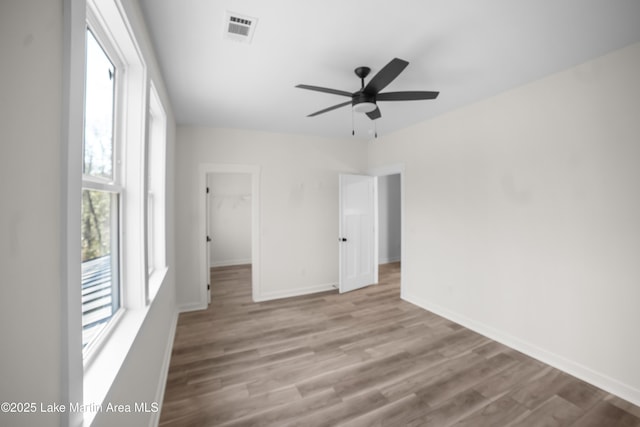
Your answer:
[207,173,252,269]
[371,164,404,297]
[207,172,252,305]
[199,164,260,306]
[378,173,401,265]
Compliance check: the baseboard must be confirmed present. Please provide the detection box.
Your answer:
[256,283,337,302]
[210,258,252,268]
[149,310,178,427]
[403,291,640,407]
[379,256,401,265]
[178,302,206,313]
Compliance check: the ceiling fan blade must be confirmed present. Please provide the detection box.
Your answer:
[366,107,381,120]
[377,91,439,101]
[307,100,352,117]
[363,58,409,95]
[296,84,352,97]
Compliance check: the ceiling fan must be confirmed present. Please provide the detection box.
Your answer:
[296,58,439,125]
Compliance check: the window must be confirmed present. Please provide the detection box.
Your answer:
[146,82,167,298]
[81,1,148,363]
[74,0,161,420]
[81,28,121,350]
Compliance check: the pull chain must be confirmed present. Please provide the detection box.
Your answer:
[374,120,378,139]
[351,108,355,136]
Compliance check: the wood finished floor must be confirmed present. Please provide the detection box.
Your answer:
[160,263,640,426]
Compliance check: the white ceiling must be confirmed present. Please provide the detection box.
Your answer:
[138,0,640,139]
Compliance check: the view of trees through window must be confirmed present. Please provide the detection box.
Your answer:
[81,29,120,349]
[81,190,113,261]
[83,29,114,180]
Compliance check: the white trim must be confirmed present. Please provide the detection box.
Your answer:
[82,178,124,193]
[373,177,379,285]
[83,308,147,426]
[379,256,401,265]
[148,266,168,303]
[62,1,86,426]
[149,309,178,427]
[403,291,640,407]
[146,82,168,303]
[368,163,405,298]
[82,308,125,368]
[198,164,261,304]
[179,302,207,313]
[82,0,148,363]
[86,0,149,313]
[256,283,337,302]
[84,5,127,357]
[210,258,252,268]
[118,33,148,312]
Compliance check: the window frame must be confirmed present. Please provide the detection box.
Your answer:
[82,26,120,185]
[63,0,170,424]
[81,16,125,358]
[82,0,149,396]
[146,81,167,301]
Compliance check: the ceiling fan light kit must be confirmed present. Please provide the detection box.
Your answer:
[296,57,439,136]
[352,102,377,113]
[352,98,377,113]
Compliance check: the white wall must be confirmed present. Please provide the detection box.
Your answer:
[0,2,65,425]
[176,127,368,305]
[378,174,401,264]
[0,1,178,426]
[368,42,640,405]
[208,173,252,267]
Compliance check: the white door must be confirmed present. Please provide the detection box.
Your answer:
[339,174,378,293]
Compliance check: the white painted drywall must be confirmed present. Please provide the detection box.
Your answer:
[378,174,401,264]
[208,173,252,267]
[0,1,178,426]
[176,127,368,305]
[368,42,640,405]
[0,2,65,425]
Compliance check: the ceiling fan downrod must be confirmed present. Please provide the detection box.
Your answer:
[354,66,371,89]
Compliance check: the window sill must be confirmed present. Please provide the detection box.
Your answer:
[82,307,146,426]
[83,267,167,426]
[148,266,168,302]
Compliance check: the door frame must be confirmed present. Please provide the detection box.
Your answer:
[369,163,405,299]
[199,163,261,304]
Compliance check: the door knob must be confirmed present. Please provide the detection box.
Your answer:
[339,237,347,242]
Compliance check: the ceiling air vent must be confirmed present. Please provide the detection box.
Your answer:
[224,12,258,43]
